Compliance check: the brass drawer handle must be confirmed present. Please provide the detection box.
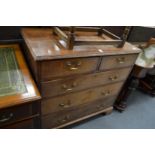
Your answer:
[66,61,82,71]
[97,104,105,109]
[62,84,72,91]
[109,75,118,81]
[72,82,77,87]
[101,90,111,96]
[69,67,78,71]
[62,82,77,91]
[58,115,70,123]
[0,113,14,123]
[59,100,72,108]
[62,84,73,91]
[116,57,125,64]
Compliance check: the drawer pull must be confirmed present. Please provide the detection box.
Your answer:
[59,100,72,108]
[101,91,111,96]
[72,82,77,87]
[116,57,125,64]
[69,67,79,71]
[62,82,77,91]
[66,61,82,71]
[109,75,118,81]
[0,113,14,123]
[97,104,105,109]
[62,84,72,91]
[58,115,70,123]
[62,84,67,89]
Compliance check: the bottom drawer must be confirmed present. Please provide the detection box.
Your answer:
[2,119,35,129]
[42,96,116,128]
[0,104,33,127]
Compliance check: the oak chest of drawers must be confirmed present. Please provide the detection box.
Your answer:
[21,28,141,128]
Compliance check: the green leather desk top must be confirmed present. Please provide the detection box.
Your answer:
[0,47,26,97]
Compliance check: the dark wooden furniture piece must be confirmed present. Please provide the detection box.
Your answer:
[0,44,41,129]
[114,38,155,111]
[21,28,140,128]
[53,26,131,49]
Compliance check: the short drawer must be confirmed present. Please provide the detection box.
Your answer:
[99,54,137,71]
[0,104,33,127]
[42,96,116,128]
[42,82,123,115]
[41,67,131,98]
[41,57,99,81]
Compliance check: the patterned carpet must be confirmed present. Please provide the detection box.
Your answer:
[0,47,26,97]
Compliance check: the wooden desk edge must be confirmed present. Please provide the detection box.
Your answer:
[0,44,41,109]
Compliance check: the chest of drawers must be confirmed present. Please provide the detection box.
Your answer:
[21,28,141,128]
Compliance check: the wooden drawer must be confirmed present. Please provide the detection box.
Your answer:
[2,119,35,129]
[42,82,123,115]
[41,67,131,98]
[0,104,33,127]
[100,54,137,71]
[41,57,99,81]
[42,96,116,128]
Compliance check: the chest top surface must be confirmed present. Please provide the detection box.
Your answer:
[22,28,141,61]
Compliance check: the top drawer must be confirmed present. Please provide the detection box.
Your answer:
[100,54,137,71]
[41,57,99,81]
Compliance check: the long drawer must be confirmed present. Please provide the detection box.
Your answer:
[41,68,131,98]
[41,57,99,81]
[42,96,116,128]
[42,82,123,115]
[100,54,137,71]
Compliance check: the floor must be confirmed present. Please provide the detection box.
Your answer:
[71,90,155,129]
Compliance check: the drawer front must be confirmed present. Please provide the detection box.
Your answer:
[42,96,116,128]
[2,119,34,129]
[41,68,131,98]
[100,54,137,71]
[41,57,99,81]
[42,82,123,115]
[0,104,33,127]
